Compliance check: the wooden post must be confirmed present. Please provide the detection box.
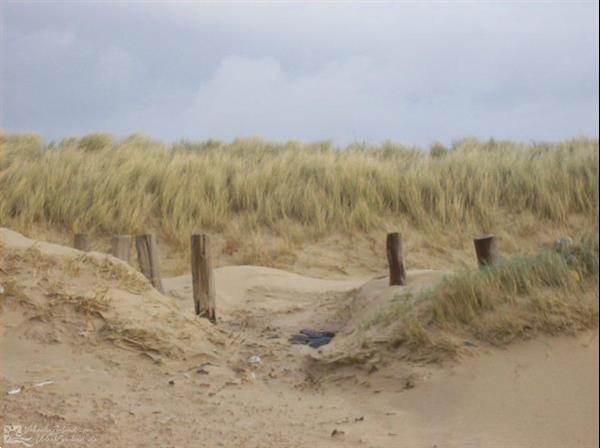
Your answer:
[74,233,90,251]
[474,235,498,268]
[386,232,406,286]
[191,233,216,322]
[111,235,131,262]
[135,234,164,293]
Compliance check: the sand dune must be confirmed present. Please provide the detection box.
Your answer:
[1,228,597,447]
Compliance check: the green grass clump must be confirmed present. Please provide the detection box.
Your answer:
[355,238,598,360]
[427,249,590,325]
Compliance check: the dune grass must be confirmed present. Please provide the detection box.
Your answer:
[353,237,598,362]
[428,240,597,323]
[1,132,597,261]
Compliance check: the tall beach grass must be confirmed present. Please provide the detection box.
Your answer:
[0,131,597,267]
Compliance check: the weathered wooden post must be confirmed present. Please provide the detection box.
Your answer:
[191,233,216,322]
[474,235,498,268]
[135,234,164,293]
[386,232,406,286]
[111,235,131,262]
[74,233,90,251]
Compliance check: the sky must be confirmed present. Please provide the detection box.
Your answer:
[1,2,598,146]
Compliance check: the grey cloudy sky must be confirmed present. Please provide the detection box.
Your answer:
[1,2,598,146]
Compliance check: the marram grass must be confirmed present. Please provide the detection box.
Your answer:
[1,132,597,252]
[351,239,599,362]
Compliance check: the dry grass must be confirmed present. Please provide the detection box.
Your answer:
[61,289,111,314]
[76,254,151,293]
[1,131,597,269]
[99,323,178,356]
[0,232,200,358]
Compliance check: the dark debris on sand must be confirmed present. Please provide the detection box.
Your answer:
[289,329,335,348]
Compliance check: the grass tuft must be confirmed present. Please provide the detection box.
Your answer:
[429,238,598,325]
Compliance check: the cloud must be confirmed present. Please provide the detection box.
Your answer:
[4,28,75,68]
[190,56,379,140]
[1,2,598,144]
[188,41,598,143]
[95,46,141,90]
[30,28,75,51]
